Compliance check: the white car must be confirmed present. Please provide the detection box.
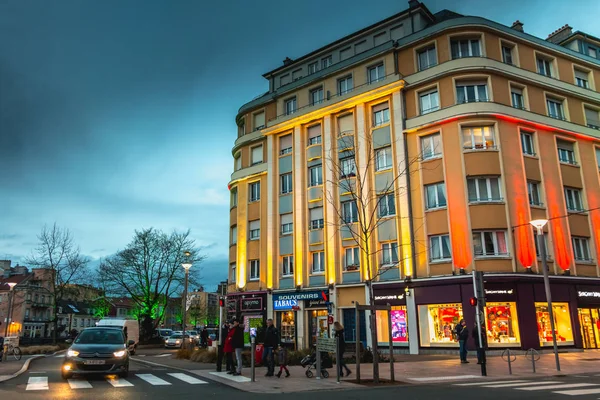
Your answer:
[164,333,192,348]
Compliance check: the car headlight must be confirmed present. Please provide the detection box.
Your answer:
[175,340,181,344]
[67,350,79,357]
[113,350,126,358]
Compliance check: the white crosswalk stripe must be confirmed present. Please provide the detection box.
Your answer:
[54,355,65,358]
[482,381,562,388]
[107,377,134,387]
[26,377,48,391]
[455,379,600,397]
[68,379,93,389]
[154,354,172,358]
[136,374,172,386]
[456,380,529,386]
[553,388,600,396]
[517,383,599,391]
[167,373,207,384]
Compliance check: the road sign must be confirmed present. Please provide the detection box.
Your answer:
[316,337,337,352]
[327,315,334,324]
[327,303,333,313]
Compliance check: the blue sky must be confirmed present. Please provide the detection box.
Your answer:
[0,0,598,289]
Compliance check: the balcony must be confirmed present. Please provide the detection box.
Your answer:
[23,316,52,323]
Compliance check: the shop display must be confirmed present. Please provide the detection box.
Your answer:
[535,303,574,346]
[309,310,328,347]
[418,303,462,347]
[376,307,408,344]
[484,302,520,346]
[243,315,263,345]
[279,311,296,346]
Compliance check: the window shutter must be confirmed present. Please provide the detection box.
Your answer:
[281,213,293,225]
[280,134,292,150]
[310,207,324,220]
[249,220,260,230]
[254,112,265,129]
[585,108,600,126]
[338,114,354,135]
[511,86,523,95]
[372,102,388,113]
[575,69,588,80]
[308,124,322,139]
[252,146,263,163]
[557,139,574,151]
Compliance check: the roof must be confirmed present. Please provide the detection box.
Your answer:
[559,30,600,46]
[0,274,32,291]
[58,299,95,315]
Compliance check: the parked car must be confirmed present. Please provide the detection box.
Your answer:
[187,331,200,343]
[164,333,192,349]
[96,318,139,355]
[62,327,133,379]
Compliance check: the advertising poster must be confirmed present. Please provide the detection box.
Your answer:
[391,309,408,342]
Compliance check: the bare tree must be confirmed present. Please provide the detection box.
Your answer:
[27,223,89,344]
[98,228,204,341]
[325,130,427,382]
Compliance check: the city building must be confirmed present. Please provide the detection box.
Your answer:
[228,1,600,352]
[56,300,100,337]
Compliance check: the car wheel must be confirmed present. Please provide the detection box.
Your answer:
[119,362,129,378]
[61,370,72,380]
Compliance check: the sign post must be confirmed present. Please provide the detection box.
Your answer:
[316,337,337,380]
[354,302,394,383]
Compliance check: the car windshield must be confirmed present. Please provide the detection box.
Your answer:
[189,331,198,335]
[160,330,172,335]
[75,329,124,345]
[170,334,183,339]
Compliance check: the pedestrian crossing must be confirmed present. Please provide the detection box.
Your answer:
[455,379,600,397]
[25,372,208,391]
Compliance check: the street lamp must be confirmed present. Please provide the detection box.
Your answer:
[530,218,560,371]
[181,252,193,349]
[3,282,17,361]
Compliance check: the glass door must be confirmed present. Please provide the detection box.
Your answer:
[578,309,598,349]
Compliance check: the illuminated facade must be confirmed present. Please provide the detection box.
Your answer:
[228,2,600,351]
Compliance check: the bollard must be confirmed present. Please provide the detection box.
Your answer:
[526,348,540,373]
[501,348,516,375]
[336,337,341,384]
[251,338,256,382]
[507,349,512,375]
[316,348,321,380]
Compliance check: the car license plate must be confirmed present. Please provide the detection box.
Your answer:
[84,360,106,365]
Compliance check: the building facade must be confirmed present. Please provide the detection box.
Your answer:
[228,1,600,352]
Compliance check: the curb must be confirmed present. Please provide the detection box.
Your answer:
[0,355,45,383]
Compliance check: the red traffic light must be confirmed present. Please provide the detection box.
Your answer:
[219,298,224,307]
[469,297,478,307]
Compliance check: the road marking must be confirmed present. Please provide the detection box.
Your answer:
[68,379,93,389]
[411,375,482,382]
[26,377,48,391]
[518,383,599,391]
[456,380,529,386]
[482,381,561,388]
[554,388,600,396]
[154,354,172,358]
[54,355,65,358]
[209,371,251,382]
[136,374,172,386]
[107,377,134,387]
[167,373,208,384]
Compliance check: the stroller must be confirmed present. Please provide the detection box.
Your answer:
[300,350,332,378]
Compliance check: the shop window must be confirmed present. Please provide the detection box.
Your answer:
[308,310,329,348]
[418,303,463,347]
[376,306,408,344]
[535,302,574,346]
[484,302,521,347]
[342,309,367,346]
[279,311,296,347]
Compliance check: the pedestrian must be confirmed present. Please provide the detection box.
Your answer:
[472,322,487,365]
[333,322,351,377]
[231,317,245,376]
[201,326,209,349]
[263,318,279,377]
[276,345,290,378]
[0,336,4,363]
[224,320,235,374]
[216,321,230,372]
[455,319,469,364]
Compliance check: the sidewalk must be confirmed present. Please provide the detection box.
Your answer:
[0,356,39,382]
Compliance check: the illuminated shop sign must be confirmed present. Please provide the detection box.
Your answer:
[485,289,514,295]
[578,291,600,298]
[273,299,298,310]
[374,294,404,301]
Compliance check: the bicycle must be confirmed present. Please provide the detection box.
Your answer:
[5,343,22,361]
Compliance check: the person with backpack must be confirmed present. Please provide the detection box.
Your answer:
[454,319,469,364]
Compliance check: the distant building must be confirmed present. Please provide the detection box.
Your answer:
[56,300,99,337]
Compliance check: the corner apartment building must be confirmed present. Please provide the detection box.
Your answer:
[227,1,600,352]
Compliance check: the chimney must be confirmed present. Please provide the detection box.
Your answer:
[408,0,420,8]
[547,24,573,44]
[283,57,294,66]
[511,20,524,33]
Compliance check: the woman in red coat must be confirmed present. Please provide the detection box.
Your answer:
[223,321,236,374]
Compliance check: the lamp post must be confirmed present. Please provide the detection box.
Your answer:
[3,282,17,361]
[181,252,193,350]
[530,218,560,372]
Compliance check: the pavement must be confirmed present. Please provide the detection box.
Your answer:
[0,355,46,383]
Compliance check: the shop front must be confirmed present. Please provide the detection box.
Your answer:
[372,287,408,347]
[482,285,521,348]
[576,286,600,349]
[226,291,267,346]
[305,297,330,348]
[415,284,464,348]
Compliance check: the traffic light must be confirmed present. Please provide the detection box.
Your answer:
[219,298,224,307]
[469,297,478,307]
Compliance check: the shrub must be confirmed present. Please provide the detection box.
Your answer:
[175,348,194,360]
[190,349,217,363]
[20,345,62,355]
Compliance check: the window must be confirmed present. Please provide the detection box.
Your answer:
[372,102,390,126]
[308,61,318,75]
[338,114,354,137]
[533,231,549,259]
[418,304,463,346]
[462,126,495,150]
[249,220,260,240]
[375,146,392,171]
[501,45,514,65]
[230,263,236,282]
[338,75,353,95]
[535,303,574,346]
[456,81,488,103]
[311,251,325,273]
[282,255,294,276]
[235,154,242,171]
[249,260,260,280]
[321,56,332,69]
[547,97,565,120]
[381,242,399,265]
[596,147,600,169]
[520,131,535,156]
[425,182,447,209]
[421,133,442,160]
[238,122,245,138]
[575,69,590,89]
[285,97,297,115]
[251,145,263,165]
[378,193,396,217]
[340,157,356,178]
[472,231,508,257]
[344,247,360,271]
[249,181,260,202]
[419,89,440,114]
[527,181,542,206]
[253,111,265,130]
[230,226,237,245]
[537,56,553,77]
[589,47,599,59]
[557,140,576,164]
[483,302,521,346]
[230,188,238,207]
[430,235,451,261]
[573,237,592,261]
[585,107,600,130]
[309,207,324,230]
[368,63,385,84]
[451,38,481,59]
[280,213,293,235]
[564,187,583,211]
[511,86,525,109]
[280,173,293,194]
[307,124,322,145]
[467,177,502,202]
[279,134,292,156]
[310,87,324,106]
[417,45,437,70]
[342,200,358,223]
[308,165,323,186]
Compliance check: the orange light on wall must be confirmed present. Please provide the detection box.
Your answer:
[544,174,571,271]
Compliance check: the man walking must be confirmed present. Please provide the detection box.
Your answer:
[263,319,279,377]
[455,319,469,364]
[231,317,244,376]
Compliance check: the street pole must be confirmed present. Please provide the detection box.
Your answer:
[538,229,561,372]
[472,271,487,376]
[3,283,16,361]
[182,253,193,350]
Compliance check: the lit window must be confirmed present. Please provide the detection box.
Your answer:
[421,133,442,160]
[417,45,437,70]
[280,173,293,194]
[419,89,440,114]
[483,302,521,346]
[368,63,385,84]
[376,146,393,171]
[451,38,481,59]
[467,177,502,202]
[249,260,260,280]
[472,230,508,257]
[462,126,495,150]
[344,247,360,271]
[282,255,294,276]
[249,181,260,202]
[564,187,583,211]
[311,251,325,273]
[573,237,592,261]
[342,200,358,223]
[425,182,447,209]
[429,235,451,261]
[308,165,323,187]
[520,131,535,155]
[381,242,399,265]
[535,303,574,346]
[377,193,396,217]
[456,81,488,103]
